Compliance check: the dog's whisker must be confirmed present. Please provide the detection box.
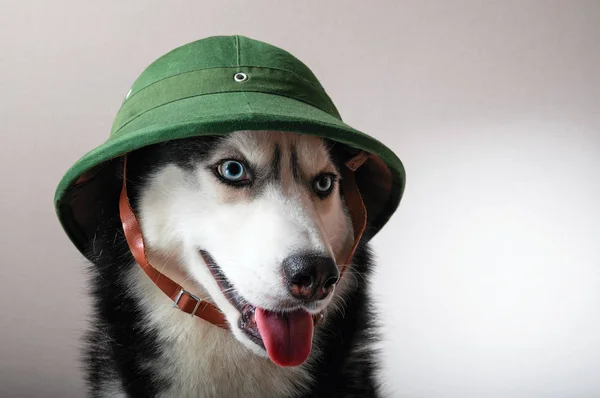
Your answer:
[342,269,360,288]
[333,294,349,319]
[346,266,368,285]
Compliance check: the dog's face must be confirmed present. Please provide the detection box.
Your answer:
[132,131,355,366]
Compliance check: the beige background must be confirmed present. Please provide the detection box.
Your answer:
[1,1,599,397]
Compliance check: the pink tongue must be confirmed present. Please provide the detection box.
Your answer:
[255,308,314,367]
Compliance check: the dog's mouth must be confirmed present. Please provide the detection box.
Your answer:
[199,250,315,367]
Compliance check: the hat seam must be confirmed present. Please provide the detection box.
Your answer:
[113,91,342,136]
[235,35,241,66]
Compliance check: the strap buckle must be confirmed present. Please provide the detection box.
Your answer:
[173,289,203,316]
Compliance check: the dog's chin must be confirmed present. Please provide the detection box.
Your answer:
[199,250,331,364]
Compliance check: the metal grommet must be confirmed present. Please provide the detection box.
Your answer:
[234,72,248,82]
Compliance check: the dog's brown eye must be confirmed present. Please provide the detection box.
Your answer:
[313,174,335,197]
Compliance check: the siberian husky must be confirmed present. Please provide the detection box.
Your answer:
[84,130,382,397]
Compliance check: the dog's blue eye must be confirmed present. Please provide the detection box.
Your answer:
[219,160,246,181]
[314,174,335,196]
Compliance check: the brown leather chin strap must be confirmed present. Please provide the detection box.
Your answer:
[119,158,229,329]
[118,152,367,329]
[339,152,369,276]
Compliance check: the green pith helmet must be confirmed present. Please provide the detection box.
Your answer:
[54,35,406,257]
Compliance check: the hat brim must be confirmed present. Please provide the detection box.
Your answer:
[55,91,406,256]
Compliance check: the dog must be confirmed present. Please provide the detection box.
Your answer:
[83,130,382,397]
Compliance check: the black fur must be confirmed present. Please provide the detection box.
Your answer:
[82,136,382,397]
[270,143,282,182]
[290,143,301,182]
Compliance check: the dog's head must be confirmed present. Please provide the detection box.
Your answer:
[126,131,357,366]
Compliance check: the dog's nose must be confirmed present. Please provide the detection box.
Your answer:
[282,253,339,301]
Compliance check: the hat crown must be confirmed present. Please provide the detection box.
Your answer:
[111,35,341,136]
[127,35,325,99]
